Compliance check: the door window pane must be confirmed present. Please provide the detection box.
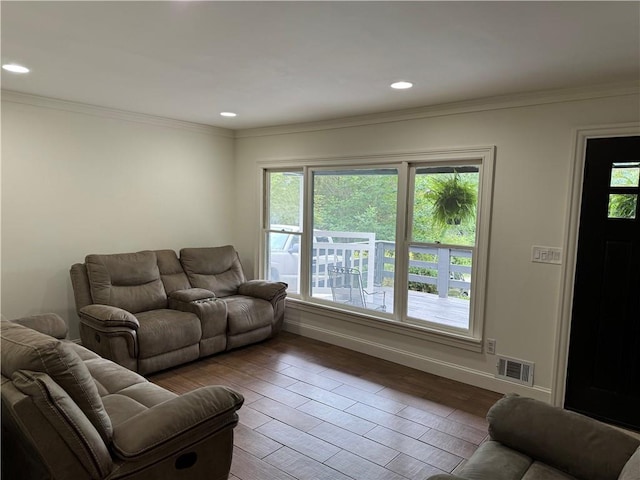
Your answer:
[610,162,640,187]
[311,168,397,313]
[608,194,637,219]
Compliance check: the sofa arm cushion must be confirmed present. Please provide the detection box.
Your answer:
[12,370,113,479]
[488,394,640,480]
[112,386,243,459]
[11,313,68,339]
[238,280,287,302]
[168,288,216,303]
[79,305,140,330]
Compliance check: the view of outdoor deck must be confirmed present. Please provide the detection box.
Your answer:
[313,288,470,330]
[273,230,473,331]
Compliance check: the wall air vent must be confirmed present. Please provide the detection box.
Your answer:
[496,355,534,386]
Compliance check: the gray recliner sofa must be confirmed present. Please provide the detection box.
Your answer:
[70,245,287,375]
[1,314,244,480]
[429,394,640,480]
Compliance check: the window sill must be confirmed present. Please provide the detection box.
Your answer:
[285,297,483,353]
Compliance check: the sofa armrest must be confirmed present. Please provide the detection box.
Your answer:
[112,386,243,459]
[79,305,140,330]
[168,295,228,344]
[168,288,216,303]
[488,394,640,480]
[238,280,287,302]
[10,313,68,339]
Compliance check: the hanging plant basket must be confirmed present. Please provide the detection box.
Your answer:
[428,172,477,227]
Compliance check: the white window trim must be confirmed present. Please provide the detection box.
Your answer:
[259,146,495,351]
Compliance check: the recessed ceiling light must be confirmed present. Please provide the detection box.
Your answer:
[390,81,413,90]
[220,112,237,117]
[2,63,30,74]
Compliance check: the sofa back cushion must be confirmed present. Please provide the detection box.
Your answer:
[155,249,191,294]
[85,251,167,313]
[0,320,113,444]
[180,246,246,297]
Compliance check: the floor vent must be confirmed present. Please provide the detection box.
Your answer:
[496,355,534,386]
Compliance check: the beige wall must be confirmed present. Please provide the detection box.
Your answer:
[233,92,640,400]
[1,98,235,337]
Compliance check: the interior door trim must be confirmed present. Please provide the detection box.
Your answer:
[552,123,640,407]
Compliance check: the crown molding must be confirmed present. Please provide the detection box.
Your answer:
[1,90,234,138]
[235,81,640,139]
[3,82,637,140]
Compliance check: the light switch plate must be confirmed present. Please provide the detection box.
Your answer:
[532,246,562,264]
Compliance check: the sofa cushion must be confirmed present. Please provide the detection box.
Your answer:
[0,320,113,444]
[488,395,640,480]
[459,441,532,480]
[86,251,167,314]
[225,296,273,335]
[619,447,640,480]
[82,354,148,396]
[12,370,113,479]
[522,462,577,480]
[155,249,191,294]
[10,313,69,339]
[180,246,246,297]
[135,309,202,359]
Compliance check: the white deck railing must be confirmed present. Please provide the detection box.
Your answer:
[310,233,471,299]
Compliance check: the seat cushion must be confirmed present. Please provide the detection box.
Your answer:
[225,296,273,335]
[85,251,167,313]
[135,309,202,359]
[71,342,178,428]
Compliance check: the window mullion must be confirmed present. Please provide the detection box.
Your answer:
[394,162,410,322]
[300,166,313,300]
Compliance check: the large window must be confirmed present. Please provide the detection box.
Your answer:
[262,148,494,343]
[311,168,398,314]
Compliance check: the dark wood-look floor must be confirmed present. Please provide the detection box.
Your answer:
[149,332,502,480]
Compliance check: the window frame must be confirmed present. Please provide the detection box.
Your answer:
[404,159,483,337]
[260,147,495,351]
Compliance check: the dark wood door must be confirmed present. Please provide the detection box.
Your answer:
[565,135,640,431]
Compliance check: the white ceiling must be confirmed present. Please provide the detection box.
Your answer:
[2,1,639,130]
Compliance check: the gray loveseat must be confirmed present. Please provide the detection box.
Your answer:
[1,314,244,480]
[71,245,287,375]
[429,394,640,480]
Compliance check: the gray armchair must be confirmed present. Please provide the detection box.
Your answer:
[429,394,640,480]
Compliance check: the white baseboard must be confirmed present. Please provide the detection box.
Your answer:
[283,319,552,403]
